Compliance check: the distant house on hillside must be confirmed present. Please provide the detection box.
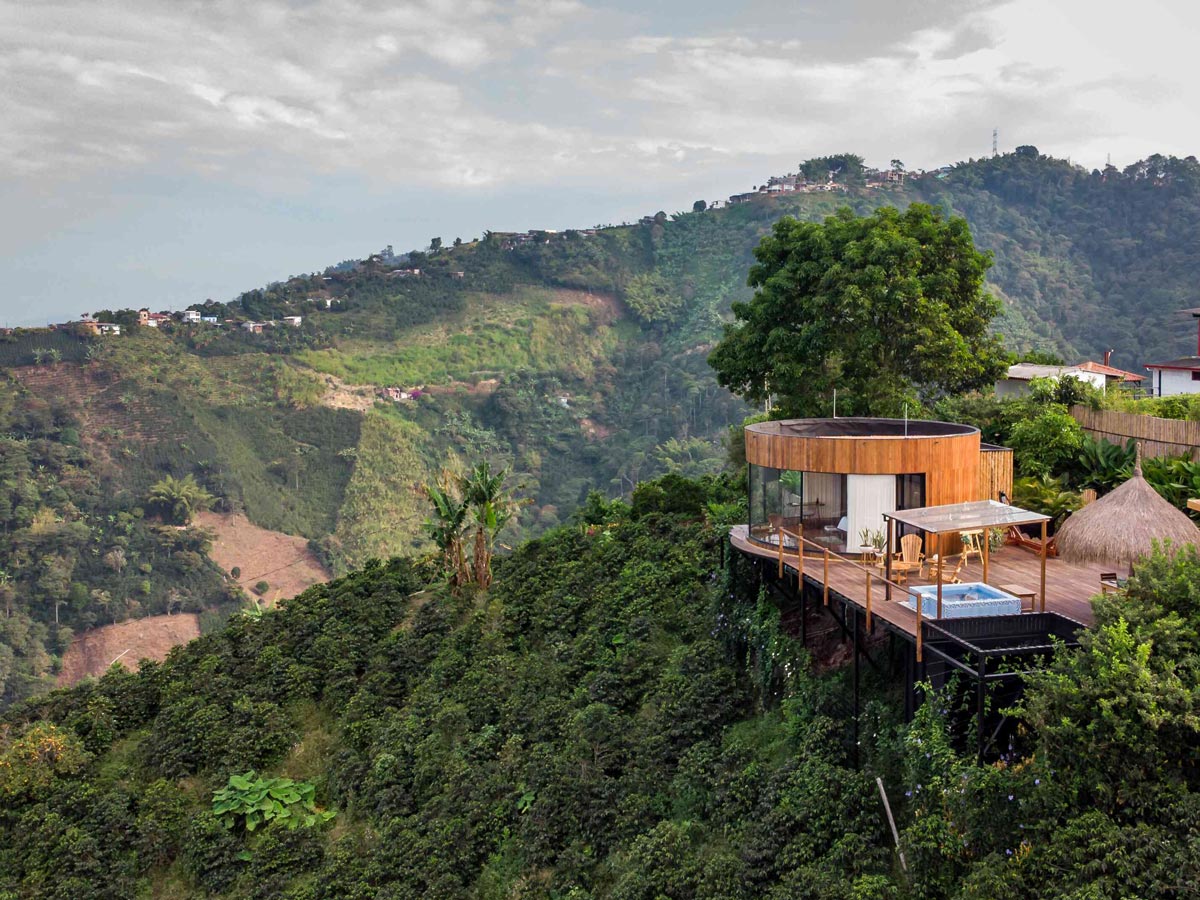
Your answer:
[1144,307,1200,396]
[201,315,218,324]
[181,310,201,324]
[97,323,121,336]
[995,363,1107,399]
[1074,359,1145,390]
[282,315,303,327]
[138,309,171,328]
[241,321,265,334]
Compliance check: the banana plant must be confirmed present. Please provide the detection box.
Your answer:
[1012,475,1082,530]
[1073,435,1135,494]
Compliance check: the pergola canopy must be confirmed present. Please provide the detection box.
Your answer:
[884,500,1049,534]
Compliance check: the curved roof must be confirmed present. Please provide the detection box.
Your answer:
[746,417,978,440]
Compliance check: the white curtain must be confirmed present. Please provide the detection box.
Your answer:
[845,475,897,550]
[803,472,844,526]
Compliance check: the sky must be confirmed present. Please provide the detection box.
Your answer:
[1,0,1197,327]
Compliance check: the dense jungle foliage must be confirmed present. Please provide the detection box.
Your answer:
[3,475,1200,898]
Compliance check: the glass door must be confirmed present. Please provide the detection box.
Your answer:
[895,474,926,540]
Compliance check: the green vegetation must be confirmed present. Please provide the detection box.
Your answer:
[424,462,526,589]
[710,205,1007,416]
[9,146,1200,714]
[0,373,235,706]
[328,409,427,572]
[1107,392,1200,421]
[2,473,1199,897]
[936,378,1199,523]
[212,772,334,834]
[146,474,215,525]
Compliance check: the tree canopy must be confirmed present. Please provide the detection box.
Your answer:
[708,204,1008,416]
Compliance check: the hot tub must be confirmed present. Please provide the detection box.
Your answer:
[904,582,1022,619]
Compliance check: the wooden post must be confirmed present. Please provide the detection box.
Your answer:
[866,570,873,631]
[936,554,944,620]
[982,526,990,584]
[1040,519,1048,612]
[777,530,784,578]
[916,589,923,662]
[797,527,804,584]
[823,549,830,606]
[885,517,894,602]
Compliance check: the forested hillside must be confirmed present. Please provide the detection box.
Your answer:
[4,148,1200,708]
[4,476,1199,898]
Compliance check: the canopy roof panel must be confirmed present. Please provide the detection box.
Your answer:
[885,500,1049,534]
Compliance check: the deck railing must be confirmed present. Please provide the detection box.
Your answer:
[770,525,943,661]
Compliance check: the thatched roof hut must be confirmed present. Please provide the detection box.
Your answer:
[1056,459,1200,568]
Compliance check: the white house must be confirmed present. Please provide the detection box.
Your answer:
[181,310,201,323]
[201,315,218,324]
[1144,307,1200,396]
[1144,357,1200,396]
[282,315,303,327]
[994,363,1107,399]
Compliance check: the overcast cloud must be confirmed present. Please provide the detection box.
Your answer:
[1,0,1196,325]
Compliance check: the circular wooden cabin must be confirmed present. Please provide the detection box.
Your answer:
[745,418,987,552]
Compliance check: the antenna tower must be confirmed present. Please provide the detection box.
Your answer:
[992,128,998,157]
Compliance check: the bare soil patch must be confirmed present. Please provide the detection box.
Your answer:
[58,613,201,686]
[552,289,622,324]
[317,374,377,411]
[196,510,330,604]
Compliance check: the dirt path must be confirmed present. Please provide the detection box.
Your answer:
[58,614,201,686]
[196,510,331,604]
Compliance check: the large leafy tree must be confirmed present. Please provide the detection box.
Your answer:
[709,204,1008,416]
[145,474,215,525]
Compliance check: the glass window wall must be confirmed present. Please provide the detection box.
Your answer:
[747,465,848,551]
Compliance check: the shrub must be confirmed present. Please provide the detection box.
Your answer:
[212,771,335,833]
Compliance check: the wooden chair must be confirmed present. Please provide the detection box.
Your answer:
[931,555,966,585]
[1099,571,1123,594]
[891,533,926,581]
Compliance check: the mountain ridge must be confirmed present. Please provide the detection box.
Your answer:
[2,148,1200,708]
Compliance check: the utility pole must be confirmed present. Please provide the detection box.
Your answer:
[992,128,999,157]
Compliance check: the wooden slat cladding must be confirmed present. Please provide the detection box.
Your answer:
[978,448,1013,502]
[745,423,982,509]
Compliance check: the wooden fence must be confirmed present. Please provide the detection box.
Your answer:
[979,446,1013,502]
[1070,406,1200,461]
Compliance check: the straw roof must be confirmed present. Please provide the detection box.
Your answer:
[1056,459,1200,567]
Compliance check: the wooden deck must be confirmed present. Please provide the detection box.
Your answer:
[731,525,1098,639]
